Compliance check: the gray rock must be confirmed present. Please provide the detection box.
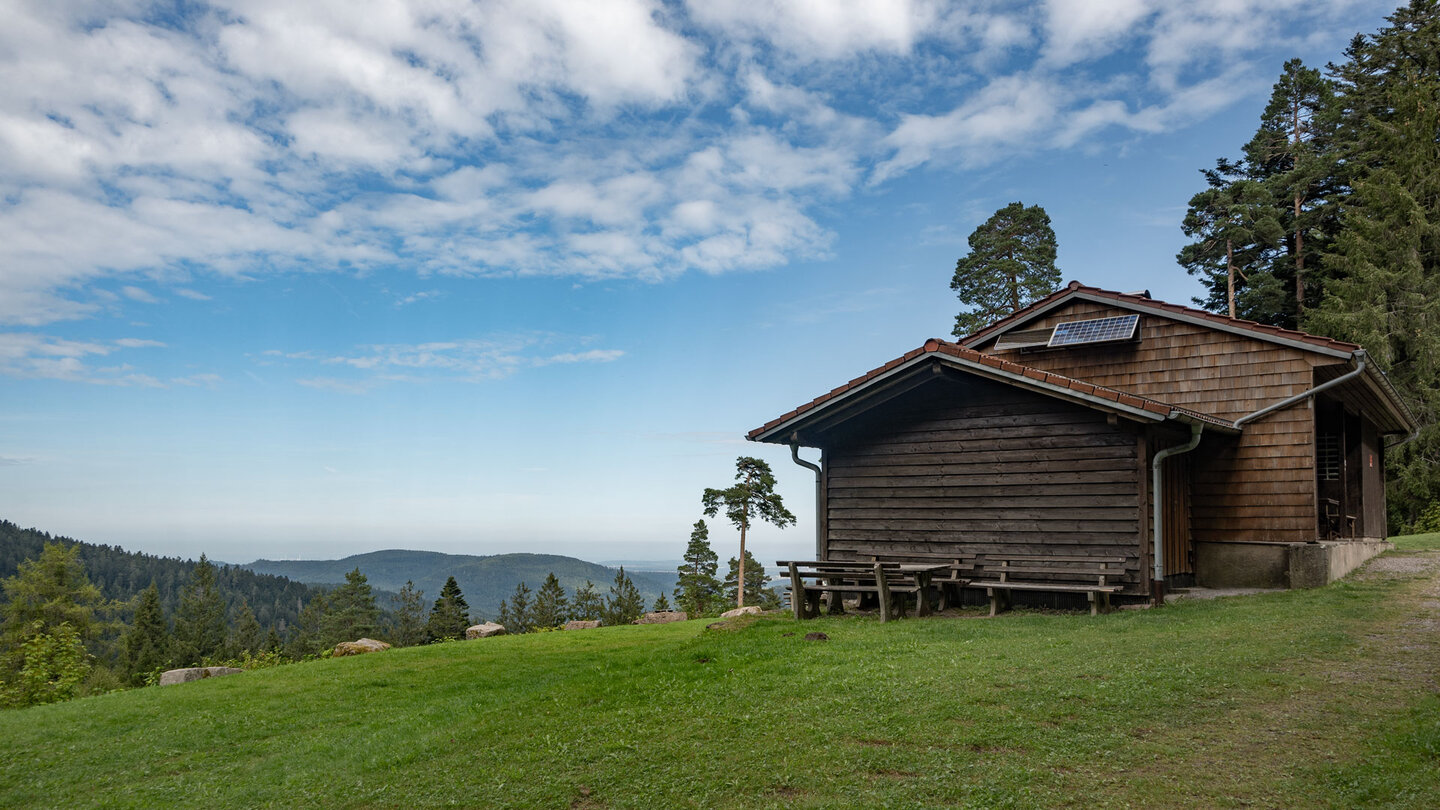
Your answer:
[333,638,391,656]
[563,620,602,630]
[720,606,763,618]
[634,610,687,624]
[465,622,507,639]
[159,666,243,686]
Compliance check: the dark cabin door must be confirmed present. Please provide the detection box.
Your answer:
[1162,454,1193,576]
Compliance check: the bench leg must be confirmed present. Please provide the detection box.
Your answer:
[805,589,822,619]
[1088,591,1098,617]
[987,587,1009,617]
[826,580,845,615]
[789,565,806,620]
[875,564,892,623]
[916,574,934,617]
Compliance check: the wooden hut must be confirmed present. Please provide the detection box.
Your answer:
[747,282,1416,599]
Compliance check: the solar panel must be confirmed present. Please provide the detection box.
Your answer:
[1047,314,1140,347]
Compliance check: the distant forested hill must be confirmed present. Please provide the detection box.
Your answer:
[244,550,679,618]
[0,520,317,632]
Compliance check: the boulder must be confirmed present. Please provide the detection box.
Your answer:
[333,638,392,657]
[159,666,243,686]
[466,622,507,639]
[634,610,688,625]
[563,620,602,631]
[720,606,763,618]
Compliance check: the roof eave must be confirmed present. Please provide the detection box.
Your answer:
[748,351,1177,445]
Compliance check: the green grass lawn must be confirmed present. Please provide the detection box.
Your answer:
[4,544,1439,809]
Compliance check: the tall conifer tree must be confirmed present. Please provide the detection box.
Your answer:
[950,202,1060,337]
[170,554,227,667]
[702,457,795,609]
[122,583,168,685]
[675,520,721,617]
[531,573,570,629]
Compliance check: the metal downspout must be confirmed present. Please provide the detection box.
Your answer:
[1152,423,1203,605]
[1234,352,1368,429]
[790,443,823,560]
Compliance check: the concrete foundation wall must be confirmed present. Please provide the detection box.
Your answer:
[1194,539,1393,589]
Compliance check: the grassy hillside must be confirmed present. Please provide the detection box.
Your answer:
[244,549,679,617]
[4,542,1438,808]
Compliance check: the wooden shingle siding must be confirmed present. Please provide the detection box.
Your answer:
[986,299,1323,543]
[822,376,1145,592]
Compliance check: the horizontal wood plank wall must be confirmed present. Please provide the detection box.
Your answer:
[822,376,1145,593]
[984,300,1325,543]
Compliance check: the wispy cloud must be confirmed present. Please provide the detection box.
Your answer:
[269,333,624,392]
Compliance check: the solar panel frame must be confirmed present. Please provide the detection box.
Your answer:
[1047,314,1140,348]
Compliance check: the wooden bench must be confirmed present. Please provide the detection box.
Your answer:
[776,560,946,623]
[861,551,979,611]
[968,554,1126,616]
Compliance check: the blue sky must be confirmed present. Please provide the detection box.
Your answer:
[0,0,1398,566]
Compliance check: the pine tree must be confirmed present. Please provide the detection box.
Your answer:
[170,555,228,667]
[950,202,1060,337]
[1240,58,1341,321]
[651,592,672,612]
[392,580,426,647]
[321,568,380,645]
[426,576,471,641]
[531,573,570,629]
[723,550,770,609]
[702,457,795,608]
[603,568,645,626]
[570,580,604,622]
[121,583,168,685]
[1178,166,1285,320]
[674,520,721,617]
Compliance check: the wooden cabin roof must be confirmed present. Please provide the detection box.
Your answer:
[960,280,1362,358]
[748,337,1237,444]
[750,282,1416,444]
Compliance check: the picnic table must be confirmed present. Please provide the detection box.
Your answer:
[777,560,954,623]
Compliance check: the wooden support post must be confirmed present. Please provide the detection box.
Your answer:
[788,563,806,620]
[875,563,892,623]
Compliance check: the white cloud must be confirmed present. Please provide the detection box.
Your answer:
[0,0,1380,325]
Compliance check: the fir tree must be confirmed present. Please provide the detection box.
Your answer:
[531,573,570,629]
[506,581,532,634]
[171,554,228,667]
[392,580,426,647]
[950,202,1060,337]
[1311,0,1440,529]
[603,568,645,626]
[426,576,471,641]
[321,568,380,645]
[702,457,795,609]
[651,592,671,612]
[723,550,770,609]
[287,592,329,658]
[675,520,721,617]
[0,542,103,647]
[226,600,263,659]
[570,580,604,622]
[122,583,168,685]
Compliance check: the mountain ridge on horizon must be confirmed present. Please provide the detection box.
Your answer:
[242,548,679,618]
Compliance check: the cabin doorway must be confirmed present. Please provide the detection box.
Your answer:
[1161,453,1193,580]
[1315,398,1365,539]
